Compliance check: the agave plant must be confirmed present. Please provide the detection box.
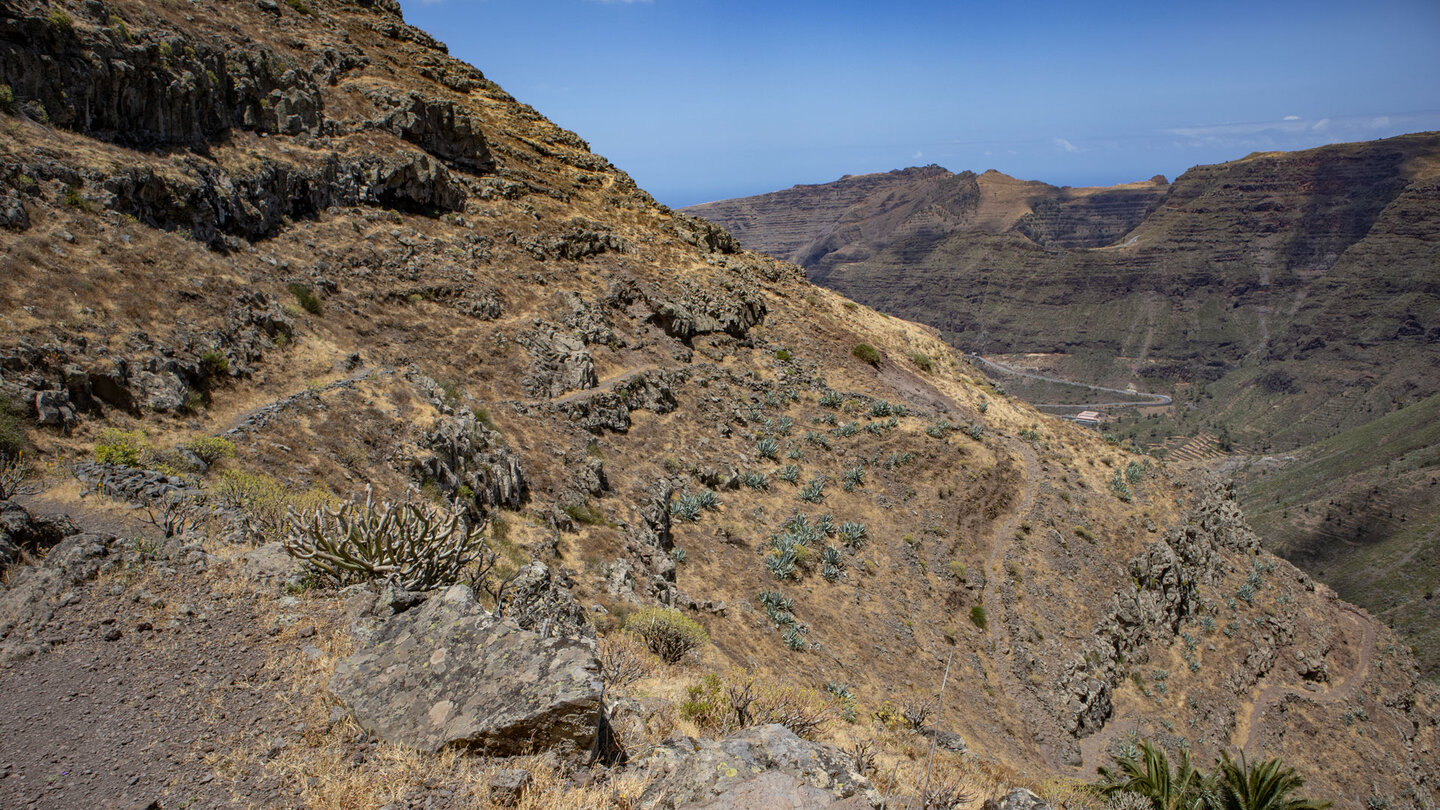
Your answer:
[799,477,825,503]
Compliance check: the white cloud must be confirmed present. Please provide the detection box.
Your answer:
[1054,137,1079,153]
[912,150,924,160]
[1163,111,1440,152]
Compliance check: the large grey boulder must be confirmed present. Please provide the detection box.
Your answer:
[329,585,602,755]
[639,724,879,810]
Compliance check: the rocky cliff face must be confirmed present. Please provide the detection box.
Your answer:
[0,0,1436,807]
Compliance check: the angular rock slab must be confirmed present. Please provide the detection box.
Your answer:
[330,585,602,755]
[639,724,879,809]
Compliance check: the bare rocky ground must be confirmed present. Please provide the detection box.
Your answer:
[0,497,323,809]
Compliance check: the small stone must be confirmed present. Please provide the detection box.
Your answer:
[489,769,531,807]
[104,628,123,642]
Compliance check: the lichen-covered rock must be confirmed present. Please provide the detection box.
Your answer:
[71,461,200,505]
[329,585,603,755]
[99,151,465,248]
[0,14,324,146]
[522,218,626,260]
[1056,479,1269,737]
[639,724,879,810]
[0,532,129,663]
[982,788,1051,810]
[643,280,766,341]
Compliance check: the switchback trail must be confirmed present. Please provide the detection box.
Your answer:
[971,355,1172,409]
[1237,605,1377,756]
[1075,601,1378,771]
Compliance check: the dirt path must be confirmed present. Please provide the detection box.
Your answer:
[972,355,1172,408]
[221,365,385,438]
[979,435,1052,768]
[1237,605,1377,756]
[547,366,658,406]
[0,511,341,810]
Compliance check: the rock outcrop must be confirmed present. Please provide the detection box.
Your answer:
[329,585,603,755]
[639,724,879,810]
[1057,481,1262,736]
[0,501,77,576]
[415,408,528,514]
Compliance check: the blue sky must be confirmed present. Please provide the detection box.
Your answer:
[401,0,1440,207]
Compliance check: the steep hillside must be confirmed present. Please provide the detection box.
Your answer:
[0,1,1436,808]
[686,138,1440,690]
[1239,394,1440,678]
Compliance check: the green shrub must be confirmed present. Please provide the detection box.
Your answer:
[766,547,798,580]
[94,428,151,467]
[182,436,236,463]
[0,85,13,114]
[671,492,702,522]
[180,387,205,414]
[626,606,708,663]
[563,502,607,526]
[48,8,72,28]
[926,419,951,438]
[284,0,312,13]
[783,625,808,648]
[214,469,335,542]
[852,343,881,366]
[199,349,229,380]
[1111,468,1133,502]
[908,352,933,373]
[775,349,792,362]
[0,400,26,459]
[681,670,830,738]
[969,605,988,630]
[287,282,322,314]
[62,184,89,210]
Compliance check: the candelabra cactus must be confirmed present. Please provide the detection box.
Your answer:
[283,489,490,591]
